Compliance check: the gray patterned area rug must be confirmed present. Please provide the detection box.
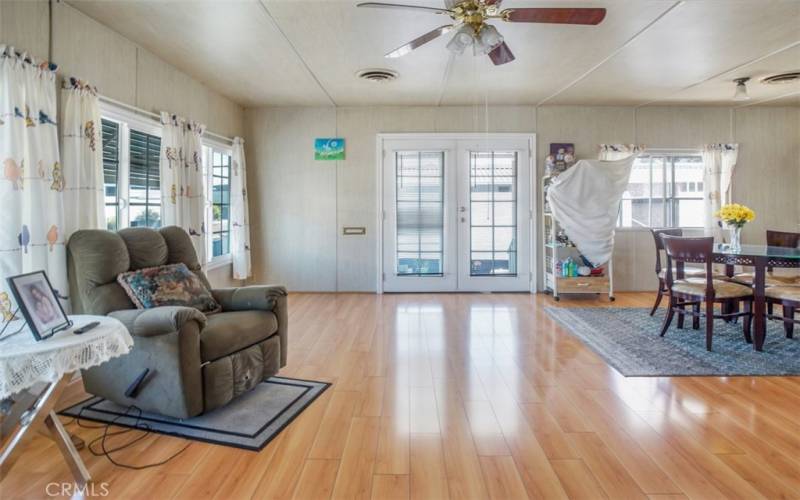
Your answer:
[545,307,800,377]
[59,376,329,450]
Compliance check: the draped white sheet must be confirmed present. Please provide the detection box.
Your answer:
[547,157,637,267]
[230,137,251,280]
[702,144,738,241]
[160,112,206,265]
[0,46,68,318]
[60,77,104,238]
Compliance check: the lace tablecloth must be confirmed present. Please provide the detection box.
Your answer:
[0,315,133,399]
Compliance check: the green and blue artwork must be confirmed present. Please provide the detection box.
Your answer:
[314,138,345,161]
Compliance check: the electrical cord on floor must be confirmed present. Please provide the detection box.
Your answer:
[74,405,191,470]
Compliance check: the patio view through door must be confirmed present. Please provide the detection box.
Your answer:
[380,134,533,292]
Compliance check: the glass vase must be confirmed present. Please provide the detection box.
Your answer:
[729,226,742,251]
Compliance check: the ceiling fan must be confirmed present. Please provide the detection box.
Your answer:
[357,1,606,65]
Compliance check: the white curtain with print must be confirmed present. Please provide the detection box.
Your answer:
[0,46,68,318]
[598,144,644,161]
[60,77,104,238]
[160,112,206,265]
[702,144,738,241]
[230,137,251,279]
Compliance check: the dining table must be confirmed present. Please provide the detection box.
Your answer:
[713,243,800,351]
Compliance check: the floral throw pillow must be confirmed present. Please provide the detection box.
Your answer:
[117,263,220,313]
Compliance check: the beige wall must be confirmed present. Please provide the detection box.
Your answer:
[245,104,800,292]
[5,1,798,292]
[2,0,245,287]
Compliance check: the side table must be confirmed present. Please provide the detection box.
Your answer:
[0,315,132,487]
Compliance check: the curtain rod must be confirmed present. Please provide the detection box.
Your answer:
[98,95,235,145]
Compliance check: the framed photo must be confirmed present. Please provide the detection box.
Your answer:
[6,271,71,341]
[546,143,576,176]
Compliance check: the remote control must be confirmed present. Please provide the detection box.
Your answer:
[73,321,100,335]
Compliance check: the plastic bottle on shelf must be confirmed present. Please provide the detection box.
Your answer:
[555,260,562,276]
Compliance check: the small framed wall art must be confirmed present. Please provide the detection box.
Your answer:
[314,138,345,161]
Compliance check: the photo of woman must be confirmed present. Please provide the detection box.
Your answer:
[27,283,59,326]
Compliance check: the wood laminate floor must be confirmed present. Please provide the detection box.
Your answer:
[3,292,800,499]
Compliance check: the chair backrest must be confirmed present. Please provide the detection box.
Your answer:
[650,228,684,275]
[660,235,714,289]
[67,226,210,315]
[766,230,800,248]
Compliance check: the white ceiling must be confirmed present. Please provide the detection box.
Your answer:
[69,0,800,108]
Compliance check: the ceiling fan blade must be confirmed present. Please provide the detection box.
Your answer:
[488,42,515,65]
[357,2,452,15]
[386,25,453,58]
[504,7,606,25]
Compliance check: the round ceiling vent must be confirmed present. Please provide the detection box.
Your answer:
[356,68,399,83]
[761,72,800,85]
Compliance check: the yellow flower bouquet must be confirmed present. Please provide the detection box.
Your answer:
[715,203,756,228]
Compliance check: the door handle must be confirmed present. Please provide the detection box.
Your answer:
[459,206,466,212]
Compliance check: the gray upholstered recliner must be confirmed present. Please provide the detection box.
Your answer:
[67,226,287,419]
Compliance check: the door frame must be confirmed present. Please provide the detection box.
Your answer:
[376,132,537,294]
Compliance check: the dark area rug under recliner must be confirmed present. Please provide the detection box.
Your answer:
[59,376,329,450]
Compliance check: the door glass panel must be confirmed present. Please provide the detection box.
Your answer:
[469,151,518,276]
[395,151,444,276]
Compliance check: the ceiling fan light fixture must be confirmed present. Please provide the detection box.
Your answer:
[446,26,473,54]
[733,77,750,101]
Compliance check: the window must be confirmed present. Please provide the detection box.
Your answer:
[469,151,517,276]
[395,151,444,276]
[100,104,234,267]
[102,119,120,230]
[202,144,232,260]
[618,152,704,228]
[100,108,163,232]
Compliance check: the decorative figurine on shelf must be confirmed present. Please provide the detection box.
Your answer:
[555,229,571,246]
[545,155,556,176]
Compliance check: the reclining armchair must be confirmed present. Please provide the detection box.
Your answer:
[67,226,287,419]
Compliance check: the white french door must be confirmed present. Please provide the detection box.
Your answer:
[380,134,533,293]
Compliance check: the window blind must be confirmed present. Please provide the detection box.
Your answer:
[101,119,119,197]
[128,129,161,227]
[395,151,444,276]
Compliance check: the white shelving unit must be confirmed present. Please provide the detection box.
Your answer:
[541,175,614,301]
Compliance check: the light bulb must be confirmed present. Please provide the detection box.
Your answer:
[447,27,474,55]
[478,25,503,53]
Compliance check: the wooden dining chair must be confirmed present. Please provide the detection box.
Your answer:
[649,228,714,316]
[765,287,800,339]
[660,236,754,351]
[758,230,800,338]
[731,230,800,287]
